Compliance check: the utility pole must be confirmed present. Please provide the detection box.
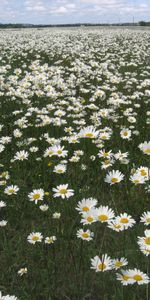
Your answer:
[133,16,135,25]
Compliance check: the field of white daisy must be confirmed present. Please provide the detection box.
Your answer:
[0,26,150,300]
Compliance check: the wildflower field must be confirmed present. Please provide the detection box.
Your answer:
[0,27,150,300]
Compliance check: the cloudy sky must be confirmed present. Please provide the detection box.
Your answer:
[0,0,150,24]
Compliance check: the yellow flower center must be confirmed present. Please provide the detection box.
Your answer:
[98,215,108,222]
[115,261,123,268]
[57,150,62,155]
[57,169,63,173]
[82,233,89,238]
[20,155,25,159]
[114,224,121,229]
[146,218,150,223]
[145,237,150,245]
[82,206,89,212]
[133,275,143,281]
[98,263,106,271]
[123,131,128,136]
[47,238,53,243]
[85,133,94,138]
[9,189,15,193]
[123,275,130,281]
[33,194,40,200]
[101,135,107,140]
[87,216,94,223]
[140,170,147,176]
[120,218,129,224]
[48,151,54,155]
[59,189,67,194]
[103,152,109,157]
[32,236,39,241]
[144,148,150,154]
[133,180,140,184]
[111,177,118,183]
[45,192,49,196]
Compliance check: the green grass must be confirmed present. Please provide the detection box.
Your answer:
[0,27,150,300]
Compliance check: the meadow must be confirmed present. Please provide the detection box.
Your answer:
[0,27,150,300]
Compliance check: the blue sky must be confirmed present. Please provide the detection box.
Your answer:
[0,0,150,24]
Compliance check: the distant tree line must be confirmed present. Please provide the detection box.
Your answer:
[138,21,149,26]
[0,21,149,29]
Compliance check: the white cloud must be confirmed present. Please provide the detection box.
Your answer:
[49,3,77,15]
[0,0,9,4]
[25,0,46,12]
[0,0,149,23]
[66,3,76,9]
[78,0,150,16]
[122,4,150,13]
[52,6,68,14]
[80,0,123,4]
[26,5,46,12]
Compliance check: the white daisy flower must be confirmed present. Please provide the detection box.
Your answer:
[14,150,29,161]
[115,213,136,230]
[112,257,128,270]
[0,220,7,227]
[52,184,74,199]
[0,201,6,208]
[45,236,57,244]
[140,211,150,225]
[76,229,94,241]
[79,126,99,139]
[4,185,19,195]
[95,206,115,223]
[130,173,146,184]
[76,198,97,214]
[116,269,135,285]
[107,219,125,232]
[27,232,43,244]
[18,267,27,276]
[128,269,149,285]
[105,170,124,185]
[138,229,150,250]
[91,254,113,272]
[39,204,49,211]
[139,141,150,155]
[53,164,67,174]
[80,209,97,225]
[28,189,44,204]
[120,128,131,139]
